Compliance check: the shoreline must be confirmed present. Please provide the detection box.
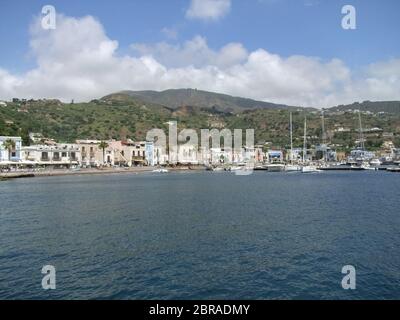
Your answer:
[0,166,205,180]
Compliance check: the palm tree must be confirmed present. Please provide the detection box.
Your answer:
[98,141,109,164]
[3,139,16,161]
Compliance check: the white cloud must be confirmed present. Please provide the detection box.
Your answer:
[0,14,399,108]
[131,36,248,69]
[186,0,231,21]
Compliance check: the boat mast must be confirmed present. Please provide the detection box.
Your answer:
[358,111,365,150]
[303,116,307,163]
[321,110,326,161]
[321,110,326,144]
[290,112,293,163]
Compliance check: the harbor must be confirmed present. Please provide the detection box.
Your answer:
[1,170,400,300]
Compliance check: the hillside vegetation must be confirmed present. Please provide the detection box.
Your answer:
[1,91,400,152]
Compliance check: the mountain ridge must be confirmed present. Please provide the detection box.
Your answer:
[102,88,300,113]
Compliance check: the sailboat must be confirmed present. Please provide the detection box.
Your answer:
[348,111,375,164]
[301,116,321,173]
[285,112,300,172]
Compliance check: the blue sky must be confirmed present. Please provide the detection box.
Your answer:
[0,0,399,107]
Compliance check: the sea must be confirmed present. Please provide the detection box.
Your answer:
[0,171,399,299]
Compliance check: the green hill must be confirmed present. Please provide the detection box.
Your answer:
[103,89,298,113]
[1,92,400,152]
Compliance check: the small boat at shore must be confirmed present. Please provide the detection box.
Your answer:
[370,159,382,167]
[267,164,285,172]
[301,165,322,173]
[285,164,301,172]
[206,166,224,172]
[152,168,169,173]
[226,166,242,172]
[361,162,379,171]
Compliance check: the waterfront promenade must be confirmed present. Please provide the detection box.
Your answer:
[0,165,204,180]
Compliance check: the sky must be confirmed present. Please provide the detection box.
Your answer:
[0,0,399,107]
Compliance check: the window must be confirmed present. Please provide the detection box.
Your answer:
[62,152,67,157]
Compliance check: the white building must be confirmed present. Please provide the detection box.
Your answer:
[177,144,199,165]
[0,136,22,163]
[21,144,80,167]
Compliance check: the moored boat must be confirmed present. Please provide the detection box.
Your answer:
[301,165,322,173]
[267,164,285,172]
[285,164,301,172]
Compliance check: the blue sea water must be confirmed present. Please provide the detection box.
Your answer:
[0,171,399,299]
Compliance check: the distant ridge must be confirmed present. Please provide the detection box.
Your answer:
[329,101,400,114]
[102,88,298,113]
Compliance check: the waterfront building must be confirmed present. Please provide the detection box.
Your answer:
[287,148,303,162]
[131,141,147,166]
[393,149,400,162]
[254,146,265,163]
[349,149,375,162]
[177,144,199,165]
[315,144,337,162]
[202,148,231,165]
[0,136,22,163]
[267,150,284,163]
[336,151,347,162]
[21,144,80,167]
[243,146,256,163]
[76,140,106,167]
[145,142,156,166]
[153,146,168,166]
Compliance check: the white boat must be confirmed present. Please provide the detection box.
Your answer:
[267,164,285,172]
[369,159,381,167]
[285,164,301,172]
[227,166,243,171]
[211,167,224,172]
[361,163,378,171]
[152,168,169,173]
[285,112,301,173]
[301,165,321,173]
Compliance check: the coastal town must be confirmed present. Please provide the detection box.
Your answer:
[1,110,400,177]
